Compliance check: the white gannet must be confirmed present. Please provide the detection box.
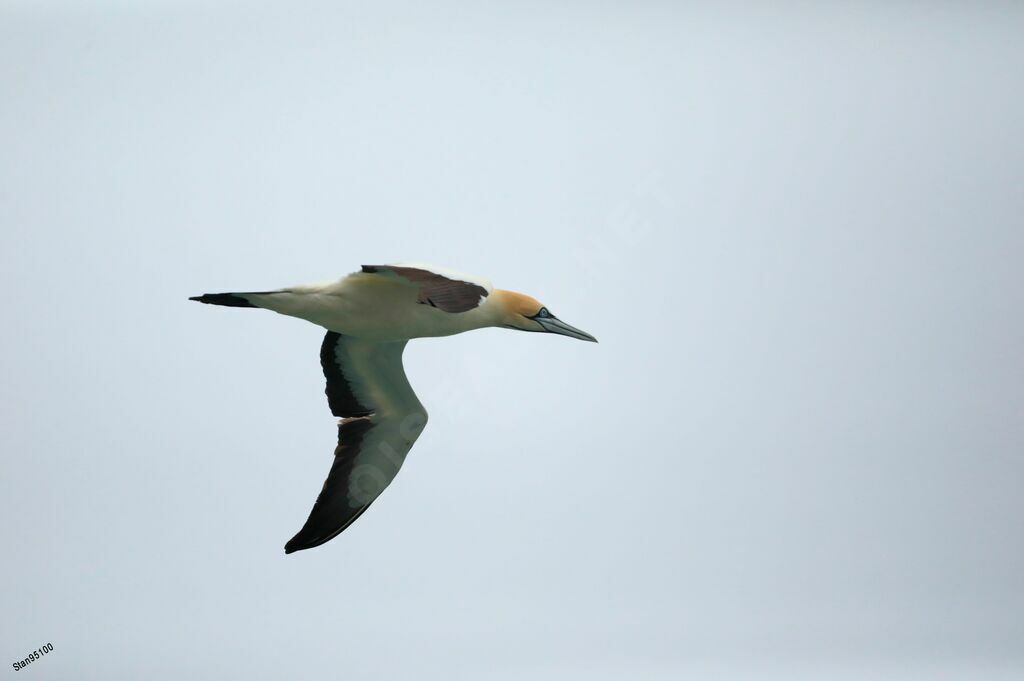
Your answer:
[190,264,596,553]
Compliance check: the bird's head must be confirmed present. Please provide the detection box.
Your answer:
[492,289,597,342]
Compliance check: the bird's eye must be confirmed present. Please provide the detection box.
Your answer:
[537,307,549,318]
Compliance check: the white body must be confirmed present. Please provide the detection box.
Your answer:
[246,268,498,341]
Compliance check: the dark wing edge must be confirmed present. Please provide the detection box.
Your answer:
[286,333,424,554]
[320,331,373,417]
[285,332,373,553]
[361,265,488,313]
[284,418,376,554]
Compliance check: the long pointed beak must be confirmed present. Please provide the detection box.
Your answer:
[537,317,598,343]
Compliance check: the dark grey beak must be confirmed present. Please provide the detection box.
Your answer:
[536,317,598,342]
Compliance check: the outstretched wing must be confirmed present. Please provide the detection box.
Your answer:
[360,264,491,313]
[284,332,428,554]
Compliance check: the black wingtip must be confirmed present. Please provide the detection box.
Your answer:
[284,501,376,555]
[189,293,257,308]
[283,536,321,555]
[283,532,327,555]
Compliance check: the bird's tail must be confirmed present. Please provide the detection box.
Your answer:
[190,289,320,324]
[189,292,264,307]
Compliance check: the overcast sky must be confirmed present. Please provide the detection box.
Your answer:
[2,3,1022,680]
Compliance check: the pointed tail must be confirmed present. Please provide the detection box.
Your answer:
[188,293,258,308]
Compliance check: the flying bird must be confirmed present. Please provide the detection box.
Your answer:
[190,264,596,554]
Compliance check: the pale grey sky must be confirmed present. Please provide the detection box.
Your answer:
[2,3,1022,680]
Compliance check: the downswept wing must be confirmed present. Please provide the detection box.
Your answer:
[284,332,428,554]
[361,264,491,313]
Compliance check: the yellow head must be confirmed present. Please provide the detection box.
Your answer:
[491,289,597,342]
